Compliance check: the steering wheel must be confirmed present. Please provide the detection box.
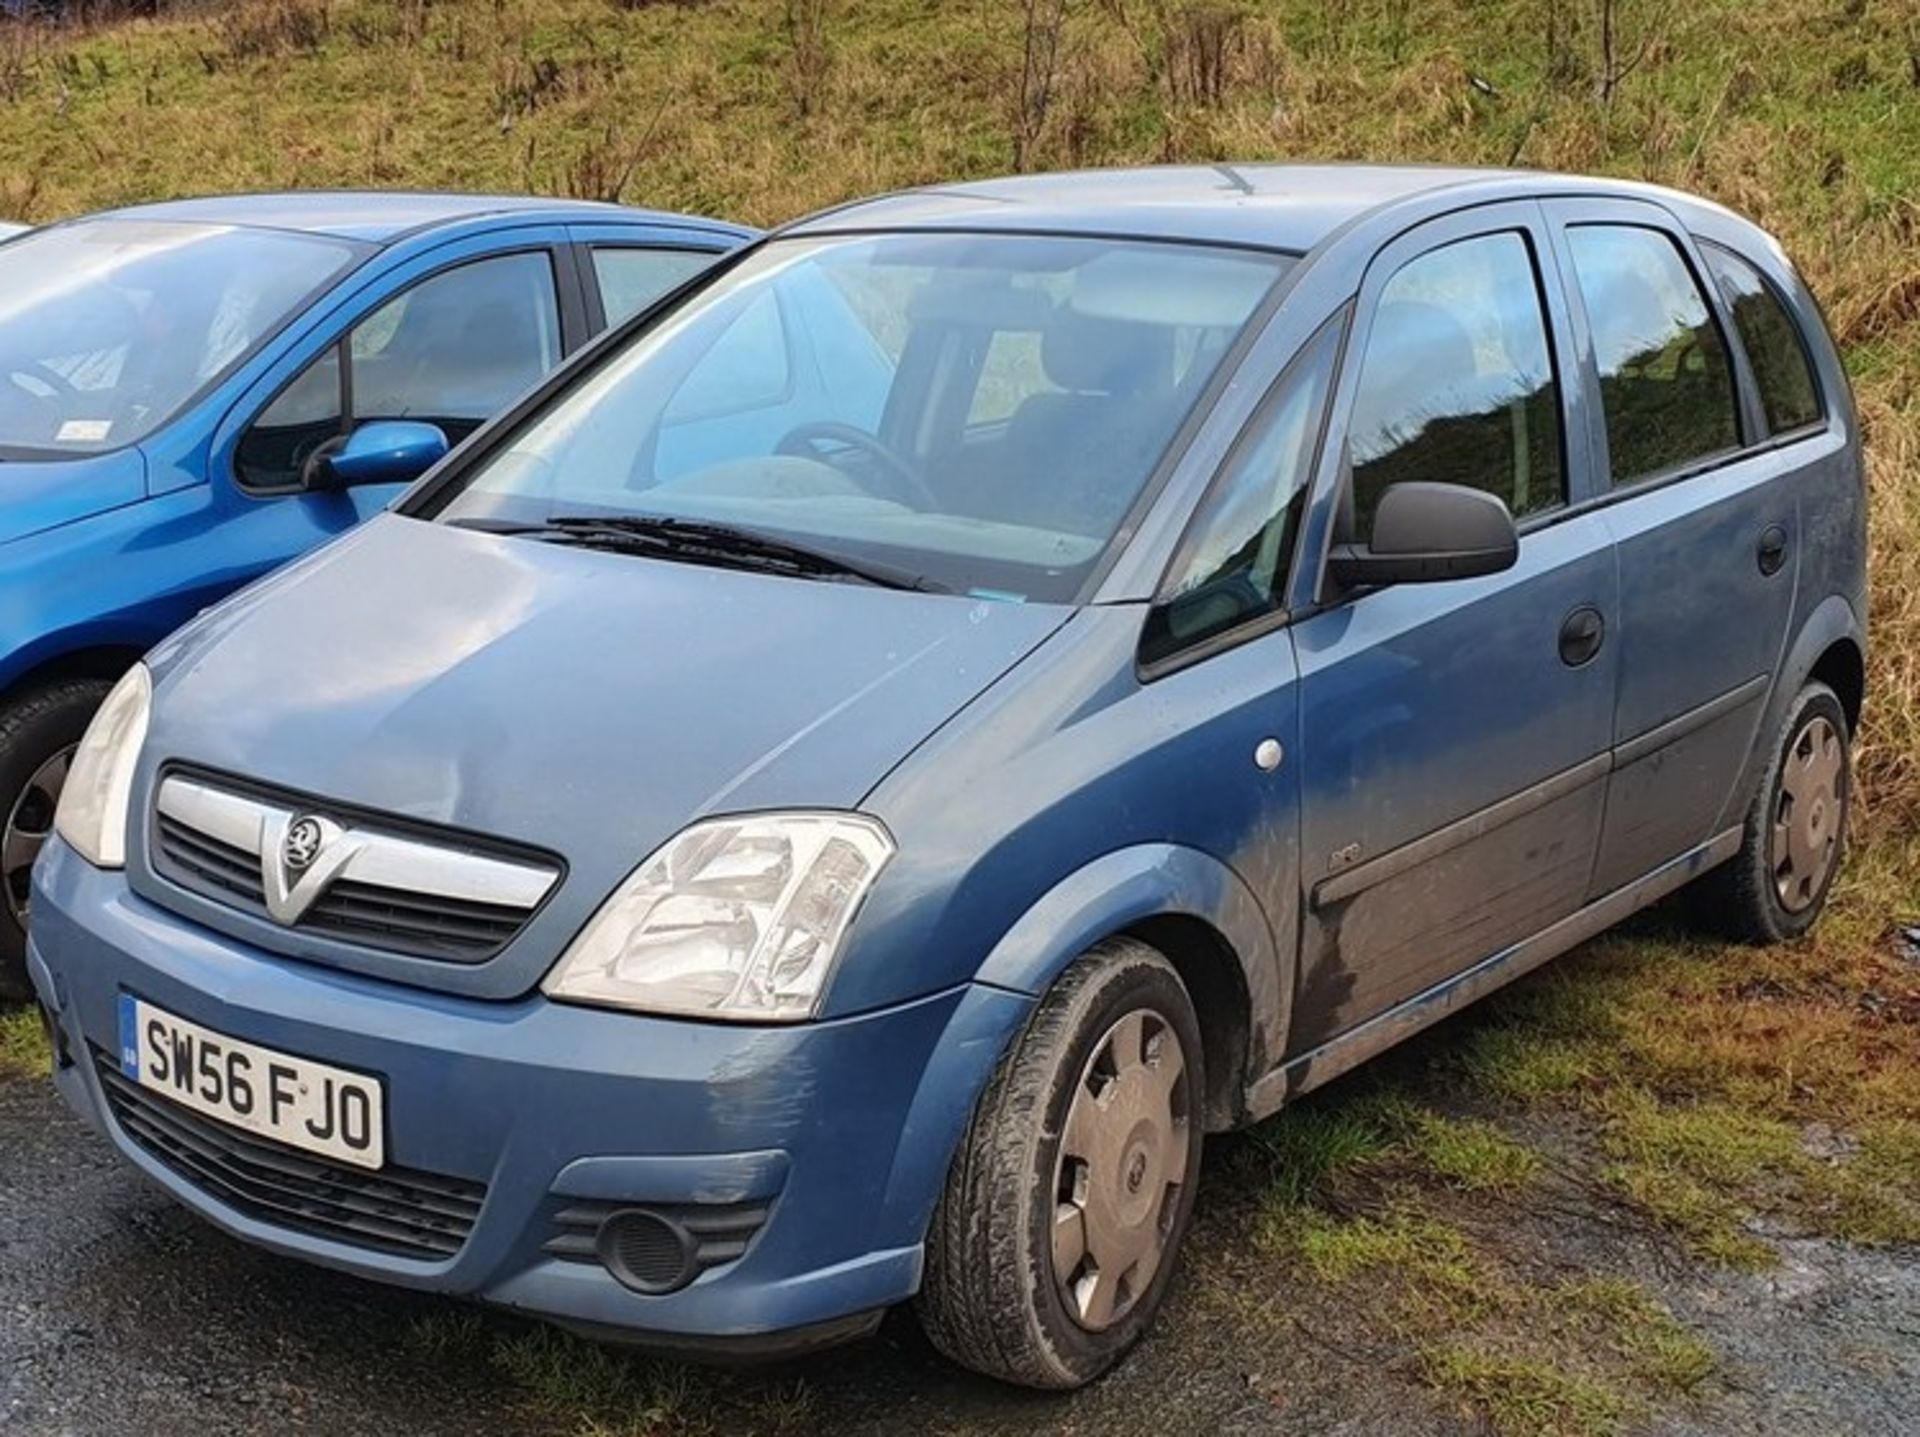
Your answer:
[774,421,940,511]
[6,360,80,407]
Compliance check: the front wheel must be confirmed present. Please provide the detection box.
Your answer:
[916,938,1203,1389]
[1688,680,1851,944]
[0,678,113,1001]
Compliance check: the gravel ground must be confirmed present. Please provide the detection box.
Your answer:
[3,1071,1915,1436]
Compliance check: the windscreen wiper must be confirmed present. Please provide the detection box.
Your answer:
[450,513,948,594]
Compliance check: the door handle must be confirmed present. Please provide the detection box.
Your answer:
[1558,606,1606,668]
[1757,524,1789,577]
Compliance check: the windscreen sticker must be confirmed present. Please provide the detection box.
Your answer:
[56,419,113,443]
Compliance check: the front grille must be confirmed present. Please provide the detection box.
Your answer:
[149,772,558,964]
[545,1199,769,1279]
[156,812,265,902]
[95,1048,484,1261]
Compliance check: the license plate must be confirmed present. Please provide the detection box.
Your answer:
[118,994,385,1170]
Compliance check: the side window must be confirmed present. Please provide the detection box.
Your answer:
[1346,231,1565,540]
[1701,242,1822,436]
[235,252,563,491]
[1565,226,1740,484]
[592,247,719,327]
[351,251,562,445]
[1142,317,1342,666]
[235,344,342,491]
[967,330,1054,427]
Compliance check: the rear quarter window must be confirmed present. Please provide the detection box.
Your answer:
[1701,242,1823,436]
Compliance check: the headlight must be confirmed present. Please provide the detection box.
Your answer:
[543,812,895,1023]
[53,663,152,869]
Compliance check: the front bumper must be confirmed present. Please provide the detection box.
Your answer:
[29,839,1033,1348]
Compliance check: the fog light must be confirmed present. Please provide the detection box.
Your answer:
[596,1208,700,1295]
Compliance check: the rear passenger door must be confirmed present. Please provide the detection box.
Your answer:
[1543,200,1802,895]
[1285,203,1619,1058]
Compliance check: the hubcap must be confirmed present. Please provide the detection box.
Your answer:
[1772,714,1844,913]
[3,745,74,927]
[1050,1008,1191,1333]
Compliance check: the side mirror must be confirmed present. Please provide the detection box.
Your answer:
[1327,482,1518,588]
[310,421,450,491]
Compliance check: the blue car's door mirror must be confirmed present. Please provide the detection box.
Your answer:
[310,421,450,491]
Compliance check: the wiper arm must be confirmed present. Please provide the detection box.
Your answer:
[476,513,948,593]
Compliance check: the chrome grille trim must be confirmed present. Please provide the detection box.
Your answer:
[157,778,556,910]
[151,774,559,962]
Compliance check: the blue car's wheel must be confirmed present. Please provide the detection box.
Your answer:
[917,937,1203,1389]
[0,678,110,1001]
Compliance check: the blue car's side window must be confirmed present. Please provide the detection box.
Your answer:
[1142,315,1343,667]
[1347,230,1565,539]
[591,247,720,327]
[235,343,344,492]
[236,250,562,492]
[351,251,561,443]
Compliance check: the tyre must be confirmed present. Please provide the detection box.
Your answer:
[917,937,1204,1389]
[0,678,113,1002]
[1688,680,1850,945]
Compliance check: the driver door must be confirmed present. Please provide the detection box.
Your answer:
[1284,203,1620,1059]
[187,236,581,620]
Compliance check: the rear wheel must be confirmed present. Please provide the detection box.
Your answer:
[917,938,1203,1389]
[1689,680,1850,944]
[0,679,112,1001]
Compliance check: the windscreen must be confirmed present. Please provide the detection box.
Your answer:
[0,218,364,458]
[431,231,1290,602]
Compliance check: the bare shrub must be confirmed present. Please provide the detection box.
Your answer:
[557,98,670,203]
[1164,3,1241,107]
[783,0,830,120]
[214,0,329,63]
[1593,0,1664,105]
[1010,0,1069,171]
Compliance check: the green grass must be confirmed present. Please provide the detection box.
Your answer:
[0,1005,50,1079]
[1421,1346,1630,1437]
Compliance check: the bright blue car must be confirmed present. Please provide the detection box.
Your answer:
[0,193,753,994]
[29,167,1864,1387]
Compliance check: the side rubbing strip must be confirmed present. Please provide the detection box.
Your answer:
[1308,674,1771,914]
[1311,752,1612,910]
[1614,673,1769,768]
[1255,826,1744,1117]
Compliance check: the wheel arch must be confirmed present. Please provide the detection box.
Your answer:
[1808,634,1864,737]
[0,641,148,709]
[1721,594,1865,831]
[873,844,1286,1265]
[970,843,1285,1132]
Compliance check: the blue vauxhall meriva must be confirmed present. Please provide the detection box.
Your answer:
[30,167,1865,1387]
[0,193,753,997]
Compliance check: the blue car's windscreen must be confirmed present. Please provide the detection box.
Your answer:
[0,219,363,459]
[430,232,1291,603]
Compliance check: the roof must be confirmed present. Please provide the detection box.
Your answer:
[77,192,746,245]
[788,164,1573,252]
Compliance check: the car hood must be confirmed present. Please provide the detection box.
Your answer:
[0,446,146,547]
[139,514,1069,992]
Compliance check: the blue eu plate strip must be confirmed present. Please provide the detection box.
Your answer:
[118,992,139,1079]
